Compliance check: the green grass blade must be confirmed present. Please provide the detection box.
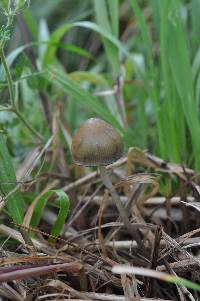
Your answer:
[150,0,161,37]
[159,0,182,163]
[167,1,200,168]
[192,47,200,83]
[195,72,200,109]
[113,266,200,293]
[130,0,154,71]
[192,47,200,109]
[22,8,38,41]
[0,39,92,80]
[31,189,70,238]
[0,134,24,223]
[129,1,166,159]
[50,189,70,241]
[38,19,50,61]
[74,21,129,57]
[94,0,119,73]
[167,275,200,293]
[31,191,52,228]
[48,66,125,135]
[191,0,200,55]
[107,0,119,38]
[69,71,104,84]
[43,21,130,68]
[55,43,93,59]
[94,0,111,33]
[43,23,73,66]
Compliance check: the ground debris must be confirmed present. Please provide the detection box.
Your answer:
[1,149,200,301]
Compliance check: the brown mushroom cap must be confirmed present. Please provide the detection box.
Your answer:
[71,118,123,166]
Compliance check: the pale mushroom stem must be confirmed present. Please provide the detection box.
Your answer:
[99,166,137,237]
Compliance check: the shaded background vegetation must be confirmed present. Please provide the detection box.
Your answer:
[0,0,200,169]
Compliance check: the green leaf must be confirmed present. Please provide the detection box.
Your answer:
[130,0,154,71]
[113,266,200,293]
[0,40,92,82]
[159,0,183,163]
[94,0,111,33]
[167,1,200,169]
[57,43,93,59]
[74,21,129,57]
[107,0,119,38]
[69,71,104,84]
[48,66,125,135]
[43,21,130,67]
[22,7,38,40]
[31,189,70,238]
[43,23,73,66]
[38,18,50,61]
[0,133,24,223]
[94,0,119,73]
[191,0,200,55]
[50,189,70,241]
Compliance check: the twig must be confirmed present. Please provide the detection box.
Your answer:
[77,195,194,206]
[0,262,82,282]
[67,184,102,227]
[164,259,196,301]
[92,236,200,250]
[157,259,198,273]
[99,165,141,243]
[146,226,162,296]
[85,292,172,301]
[11,223,116,268]
[114,65,127,127]
[62,157,127,193]
[0,283,23,301]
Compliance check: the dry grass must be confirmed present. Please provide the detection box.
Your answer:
[1,147,200,301]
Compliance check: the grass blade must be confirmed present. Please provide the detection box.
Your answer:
[50,189,70,241]
[43,23,73,66]
[130,1,166,159]
[113,265,200,292]
[0,134,24,223]
[130,0,154,71]
[167,0,200,169]
[48,66,125,136]
[107,0,119,38]
[159,0,184,163]
[31,189,70,238]
[43,21,130,68]
[94,0,119,73]
[191,0,200,55]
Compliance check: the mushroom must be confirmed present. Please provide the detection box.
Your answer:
[71,118,134,236]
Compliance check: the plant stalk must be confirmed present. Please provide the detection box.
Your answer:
[0,47,15,107]
[14,109,43,141]
[99,165,142,247]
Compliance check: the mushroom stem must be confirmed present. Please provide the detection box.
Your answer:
[99,166,140,242]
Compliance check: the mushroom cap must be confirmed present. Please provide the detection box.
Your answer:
[71,118,123,166]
